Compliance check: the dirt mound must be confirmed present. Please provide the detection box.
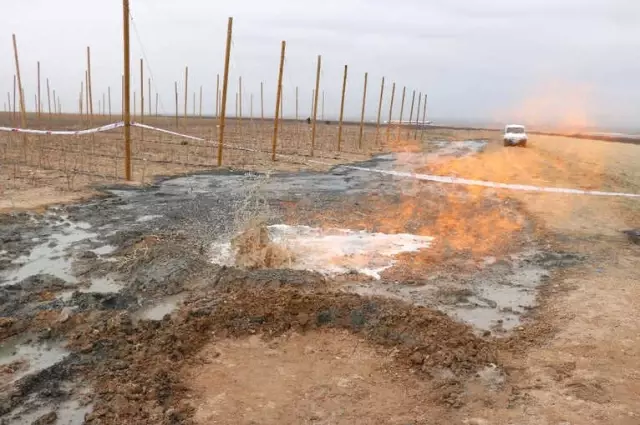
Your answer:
[58,286,496,424]
[231,221,295,269]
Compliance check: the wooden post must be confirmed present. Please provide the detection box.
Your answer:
[121,74,125,120]
[414,91,422,140]
[321,90,325,121]
[85,71,90,124]
[6,92,11,125]
[295,86,299,121]
[37,61,41,119]
[46,78,52,121]
[174,81,179,127]
[420,94,428,142]
[397,86,406,141]
[87,46,94,125]
[216,73,220,119]
[12,34,27,128]
[108,86,112,121]
[218,17,233,167]
[238,76,242,121]
[184,66,189,121]
[250,93,253,123]
[272,41,286,161]
[53,89,57,118]
[375,77,385,144]
[140,58,144,143]
[80,82,84,118]
[310,55,321,156]
[123,0,132,180]
[260,81,264,120]
[386,82,396,143]
[407,90,415,139]
[337,65,348,151]
[199,85,203,118]
[358,72,368,149]
[102,92,106,117]
[12,75,17,124]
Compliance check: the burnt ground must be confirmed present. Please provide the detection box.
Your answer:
[0,141,585,424]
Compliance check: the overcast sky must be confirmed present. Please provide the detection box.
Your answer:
[1,0,639,131]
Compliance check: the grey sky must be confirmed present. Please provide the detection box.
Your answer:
[2,0,639,131]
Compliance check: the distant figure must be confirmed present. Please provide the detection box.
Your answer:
[306,117,311,124]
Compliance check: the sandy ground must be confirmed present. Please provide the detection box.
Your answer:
[424,134,640,424]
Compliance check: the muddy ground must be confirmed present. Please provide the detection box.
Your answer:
[1,133,638,424]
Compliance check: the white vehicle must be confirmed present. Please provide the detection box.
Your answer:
[503,124,528,147]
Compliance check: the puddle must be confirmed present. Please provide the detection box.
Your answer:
[58,277,122,301]
[210,225,433,279]
[0,334,69,388]
[1,218,97,286]
[91,244,116,256]
[339,256,548,334]
[4,386,93,425]
[136,214,163,223]
[134,294,186,321]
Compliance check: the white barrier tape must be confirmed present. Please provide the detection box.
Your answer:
[131,122,205,141]
[0,121,125,136]
[128,122,640,199]
[343,166,640,198]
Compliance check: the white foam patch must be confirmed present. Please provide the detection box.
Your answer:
[209,224,434,279]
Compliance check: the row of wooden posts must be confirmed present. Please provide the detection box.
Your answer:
[7,3,428,181]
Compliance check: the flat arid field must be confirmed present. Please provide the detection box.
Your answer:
[0,118,639,424]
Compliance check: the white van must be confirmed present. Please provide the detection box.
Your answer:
[503,124,528,147]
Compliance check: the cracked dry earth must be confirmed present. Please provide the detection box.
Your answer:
[0,132,639,425]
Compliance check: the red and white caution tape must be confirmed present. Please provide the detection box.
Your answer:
[0,121,125,135]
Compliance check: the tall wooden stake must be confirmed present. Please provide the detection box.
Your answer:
[358,72,368,149]
[375,76,385,144]
[218,17,233,167]
[183,66,189,121]
[123,0,132,180]
[386,82,396,143]
[53,89,57,118]
[260,81,264,120]
[321,90,325,121]
[216,73,220,119]
[295,86,299,121]
[37,61,41,119]
[397,86,406,141]
[108,86,112,121]
[310,55,321,156]
[46,78,52,121]
[414,91,422,140]
[272,40,286,161]
[174,82,179,127]
[140,58,144,142]
[420,94,428,141]
[12,75,17,124]
[6,92,12,125]
[12,34,27,128]
[407,89,416,139]
[337,65,348,151]
[80,82,84,118]
[85,71,90,124]
[87,46,94,125]
[238,76,242,121]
